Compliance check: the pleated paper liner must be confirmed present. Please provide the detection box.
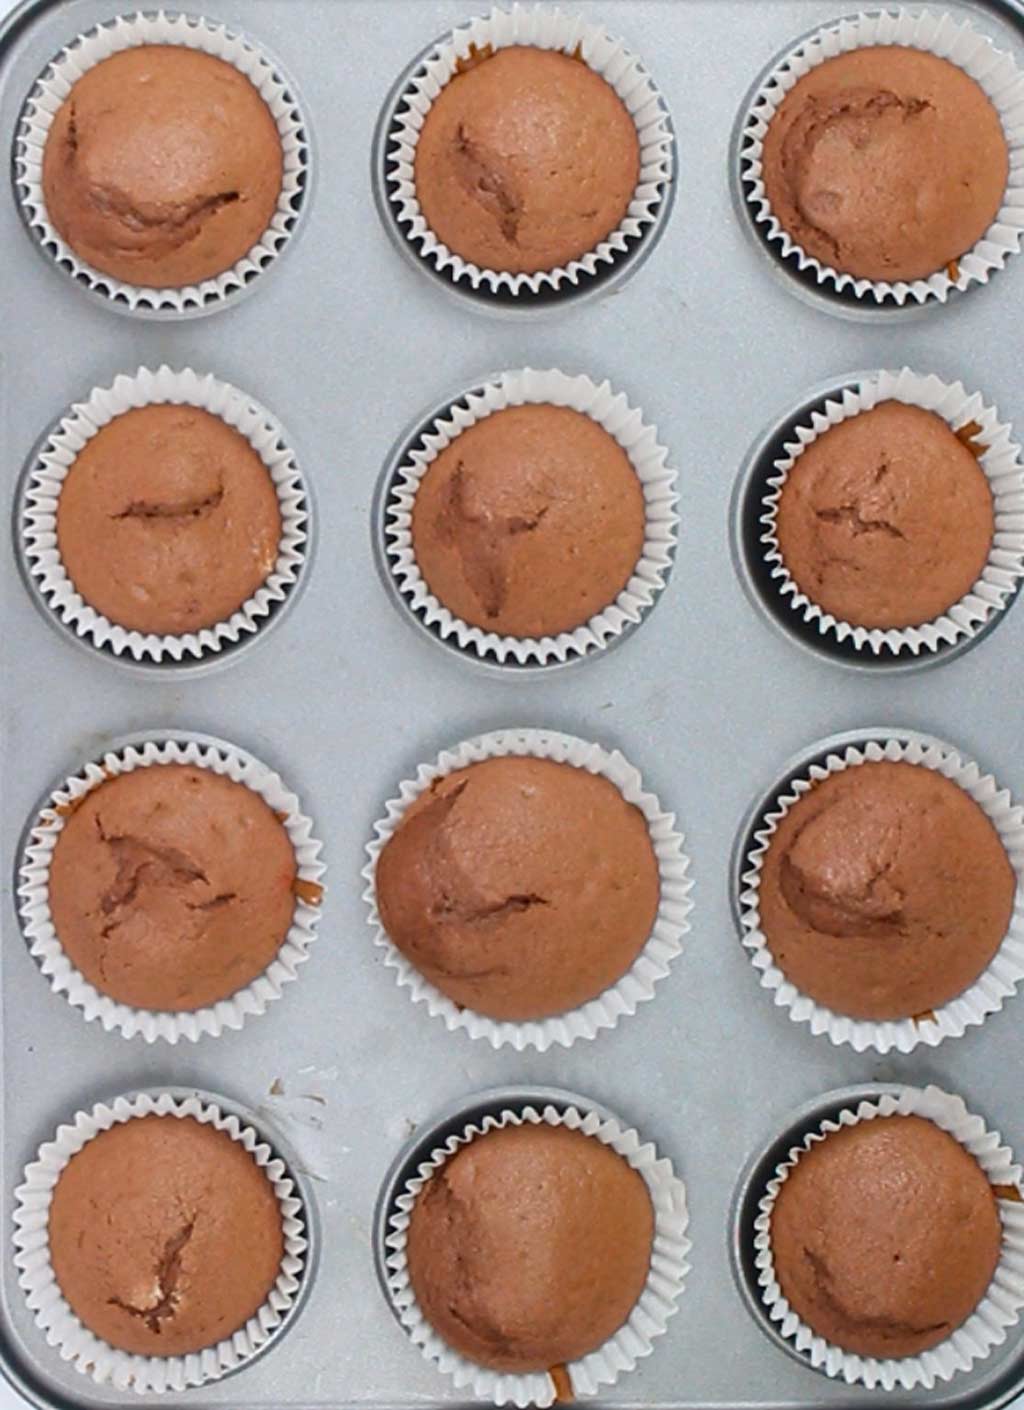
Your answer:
[382,367,678,667]
[757,367,1024,661]
[754,1085,1024,1391]
[738,731,1024,1054]
[20,365,309,667]
[739,9,1024,309]
[12,1090,309,1393]
[383,1097,691,1407]
[383,4,674,305]
[17,731,325,1043]
[14,10,310,315]
[363,728,693,1050]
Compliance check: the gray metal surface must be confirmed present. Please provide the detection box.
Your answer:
[1,2,1023,1409]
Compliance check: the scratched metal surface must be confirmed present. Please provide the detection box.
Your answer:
[1,1,1023,1408]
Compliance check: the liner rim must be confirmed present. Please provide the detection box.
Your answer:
[738,8,1024,307]
[383,1099,691,1406]
[384,3,675,299]
[16,730,326,1044]
[758,366,1024,657]
[382,367,679,666]
[19,364,310,665]
[13,9,311,314]
[738,733,1024,1054]
[12,1089,309,1393]
[753,1083,1024,1390]
[362,727,693,1051]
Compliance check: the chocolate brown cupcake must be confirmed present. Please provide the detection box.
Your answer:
[48,1115,284,1356]
[406,1122,654,1372]
[757,760,1016,1020]
[55,403,282,637]
[42,46,283,287]
[374,755,660,1021]
[774,402,994,630]
[410,404,646,638]
[414,46,639,274]
[48,764,297,1011]
[771,1115,1001,1358]
[761,46,1008,282]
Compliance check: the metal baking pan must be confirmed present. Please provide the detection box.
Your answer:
[2,1,1023,1408]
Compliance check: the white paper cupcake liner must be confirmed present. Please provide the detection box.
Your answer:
[755,1084,1024,1391]
[385,368,678,665]
[363,728,693,1050]
[17,734,326,1043]
[12,1090,307,1393]
[21,365,309,664]
[740,10,1024,306]
[14,11,309,314]
[740,734,1024,1054]
[385,1100,691,1407]
[387,4,674,296]
[760,367,1024,657]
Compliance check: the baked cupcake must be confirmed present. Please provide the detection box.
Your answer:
[757,759,1016,1021]
[374,755,661,1022]
[406,1122,654,1372]
[47,763,298,1011]
[770,1114,1001,1358]
[772,401,995,630]
[48,1114,285,1356]
[414,45,639,275]
[410,404,646,638]
[55,403,283,637]
[760,46,1009,283]
[41,45,283,287]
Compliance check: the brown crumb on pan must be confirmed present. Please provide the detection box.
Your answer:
[550,1365,574,1403]
[269,1077,285,1097]
[294,878,324,906]
[947,258,960,281]
[954,419,987,458]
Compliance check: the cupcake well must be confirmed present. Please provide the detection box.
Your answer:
[759,367,1024,659]
[363,728,693,1050]
[384,5,674,302]
[754,1084,1024,1391]
[19,365,309,666]
[12,1090,308,1393]
[738,732,1024,1054]
[740,9,1024,308]
[383,1098,691,1407]
[17,732,325,1043]
[14,10,310,315]
[382,367,678,667]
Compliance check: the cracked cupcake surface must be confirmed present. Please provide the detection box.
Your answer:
[406,1123,654,1374]
[760,46,1008,283]
[48,1114,284,1357]
[56,404,282,636]
[47,764,297,1011]
[774,402,994,630]
[770,1115,1001,1359]
[758,760,1016,1021]
[413,46,640,274]
[410,404,646,638]
[41,45,283,288]
[375,755,660,1021]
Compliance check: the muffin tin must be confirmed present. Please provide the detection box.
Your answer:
[1,1,1023,1409]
